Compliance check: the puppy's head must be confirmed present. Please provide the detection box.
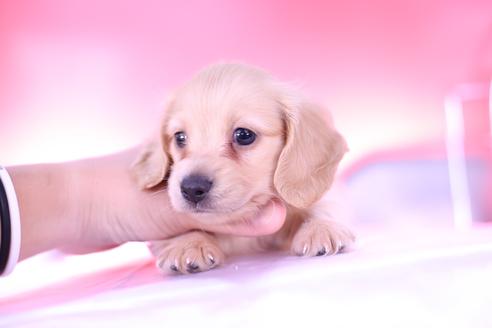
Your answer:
[132,63,347,222]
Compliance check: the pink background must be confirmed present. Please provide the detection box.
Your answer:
[1,2,492,321]
[1,0,491,165]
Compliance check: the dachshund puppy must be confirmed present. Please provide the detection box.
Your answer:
[132,63,354,274]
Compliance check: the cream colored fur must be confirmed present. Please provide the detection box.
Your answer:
[132,63,354,274]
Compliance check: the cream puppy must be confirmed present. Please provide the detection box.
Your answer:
[132,63,354,274]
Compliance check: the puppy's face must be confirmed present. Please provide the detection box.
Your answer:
[165,79,284,216]
[133,64,347,223]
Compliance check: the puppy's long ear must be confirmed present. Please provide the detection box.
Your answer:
[131,138,170,189]
[132,96,175,189]
[274,96,348,209]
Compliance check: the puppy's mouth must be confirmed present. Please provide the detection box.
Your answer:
[182,194,268,215]
[186,204,218,214]
[183,200,246,214]
[191,198,287,236]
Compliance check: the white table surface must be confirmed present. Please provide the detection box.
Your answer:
[1,223,491,328]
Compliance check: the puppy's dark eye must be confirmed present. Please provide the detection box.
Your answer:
[233,128,256,146]
[174,131,187,148]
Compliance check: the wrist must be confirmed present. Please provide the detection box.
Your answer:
[9,163,76,260]
[63,157,124,249]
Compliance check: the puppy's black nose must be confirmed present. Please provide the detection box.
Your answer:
[180,175,213,204]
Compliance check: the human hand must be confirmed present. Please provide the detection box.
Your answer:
[9,149,286,260]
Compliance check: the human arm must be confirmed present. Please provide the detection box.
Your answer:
[7,149,286,261]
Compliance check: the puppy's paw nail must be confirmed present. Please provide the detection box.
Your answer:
[207,253,215,265]
[170,264,178,272]
[186,262,200,273]
[316,247,326,256]
[338,243,345,253]
[302,244,309,255]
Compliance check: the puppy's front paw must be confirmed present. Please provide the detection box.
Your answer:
[291,220,355,257]
[151,232,225,274]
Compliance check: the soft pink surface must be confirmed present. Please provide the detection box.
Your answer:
[2,224,492,327]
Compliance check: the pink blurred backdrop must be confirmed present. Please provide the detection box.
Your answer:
[1,0,491,165]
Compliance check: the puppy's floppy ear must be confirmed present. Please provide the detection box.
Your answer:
[132,96,176,189]
[131,138,170,189]
[274,96,348,209]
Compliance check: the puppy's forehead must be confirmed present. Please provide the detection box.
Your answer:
[168,74,283,135]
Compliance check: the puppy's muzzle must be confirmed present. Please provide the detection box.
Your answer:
[180,174,213,204]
